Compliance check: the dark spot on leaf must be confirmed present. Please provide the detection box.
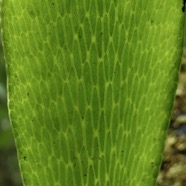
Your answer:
[151,161,155,168]
[183,0,186,12]
[23,156,27,160]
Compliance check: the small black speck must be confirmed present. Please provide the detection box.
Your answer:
[100,32,103,35]
[82,116,84,119]
[27,92,29,96]
[151,20,154,24]
[84,174,86,177]
[52,3,54,5]
[151,162,155,167]
[23,156,27,160]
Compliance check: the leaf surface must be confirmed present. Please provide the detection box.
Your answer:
[1,0,183,185]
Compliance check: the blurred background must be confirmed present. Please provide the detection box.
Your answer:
[157,55,186,185]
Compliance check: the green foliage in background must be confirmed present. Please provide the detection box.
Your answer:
[1,0,184,185]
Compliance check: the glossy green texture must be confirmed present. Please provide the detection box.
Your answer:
[1,1,183,185]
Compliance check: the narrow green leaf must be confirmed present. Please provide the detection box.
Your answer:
[1,0,183,185]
